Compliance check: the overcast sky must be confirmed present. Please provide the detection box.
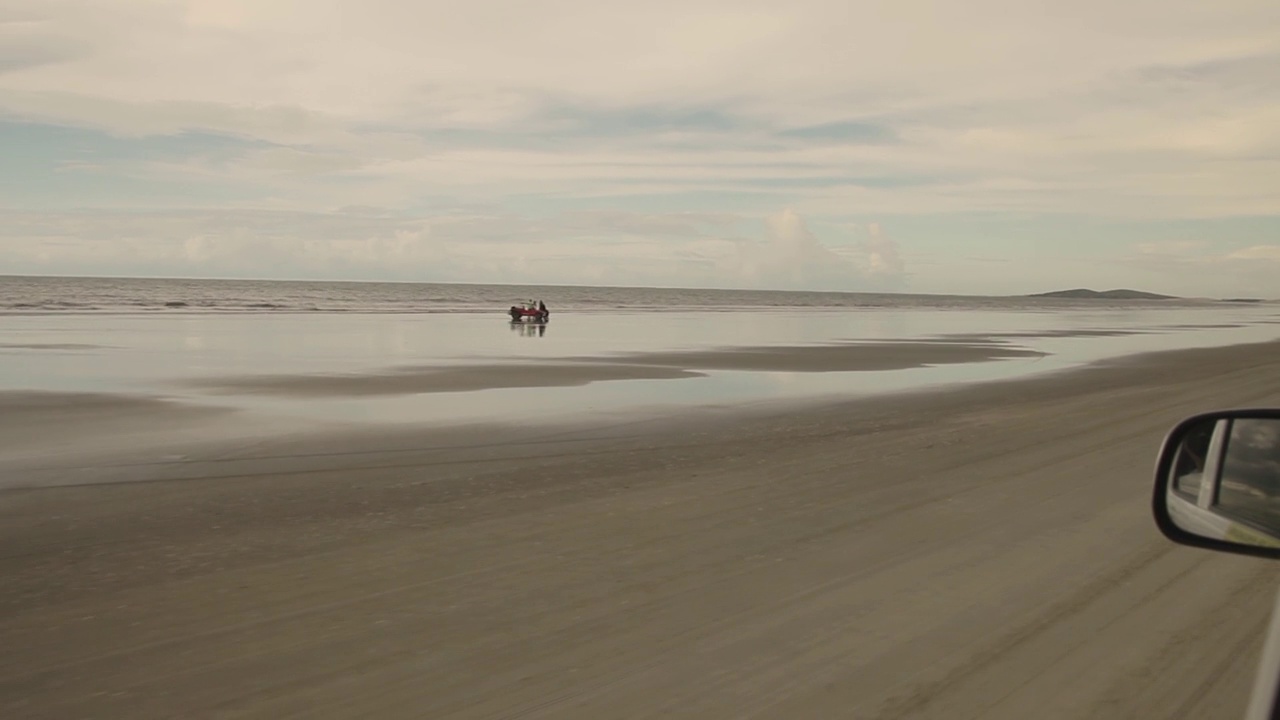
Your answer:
[3,0,1279,296]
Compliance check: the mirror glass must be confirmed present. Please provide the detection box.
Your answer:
[1216,419,1280,531]
[1164,416,1280,550]
[1169,418,1215,498]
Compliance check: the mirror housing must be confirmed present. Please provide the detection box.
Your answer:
[1153,408,1280,560]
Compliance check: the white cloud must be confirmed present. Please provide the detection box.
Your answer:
[8,0,1273,122]
[722,208,897,290]
[862,223,904,279]
[1,207,904,290]
[1,0,1278,292]
[1228,245,1280,262]
[4,1,1278,144]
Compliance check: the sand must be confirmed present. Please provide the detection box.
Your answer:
[186,362,706,397]
[0,391,242,465]
[3,340,1280,719]
[186,340,1044,398]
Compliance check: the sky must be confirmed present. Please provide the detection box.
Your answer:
[2,0,1279,297]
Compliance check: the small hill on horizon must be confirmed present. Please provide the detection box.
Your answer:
[1028,288,1177,300]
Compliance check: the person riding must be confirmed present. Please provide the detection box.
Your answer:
[508,300,549,322]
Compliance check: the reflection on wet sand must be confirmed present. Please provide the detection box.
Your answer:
[510,321,548,338]
[185,340,1042,398]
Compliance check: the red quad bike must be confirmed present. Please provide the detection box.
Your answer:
[508,303,549,323]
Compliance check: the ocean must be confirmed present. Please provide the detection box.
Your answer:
[0,275,1232,316]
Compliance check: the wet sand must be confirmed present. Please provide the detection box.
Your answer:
[3,340,1280,718]
[187,362,706,397]
[0,391,239,462]
[186,340,1044,397]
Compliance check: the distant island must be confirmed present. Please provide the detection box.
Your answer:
[1029,288,1177,300]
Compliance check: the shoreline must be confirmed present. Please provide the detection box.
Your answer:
[5,279,1274,325]
[4,337,1279,492]
[182,340,1046,398]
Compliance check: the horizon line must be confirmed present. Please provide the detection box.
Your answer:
[0,272,1224,301]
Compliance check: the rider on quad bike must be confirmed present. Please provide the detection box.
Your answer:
[509,300,549,322]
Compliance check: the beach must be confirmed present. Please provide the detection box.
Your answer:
[5,0,1278,712]
[3,277,1280,718]
[2,336,1280,718]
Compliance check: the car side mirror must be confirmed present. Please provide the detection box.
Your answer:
[1153,409,1280,559]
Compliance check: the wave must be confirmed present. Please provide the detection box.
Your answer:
[0,300,851,315]
[0,300,507,315]
[0,276,1234,317]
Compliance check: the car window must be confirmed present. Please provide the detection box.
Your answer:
[1214,419,1280,533]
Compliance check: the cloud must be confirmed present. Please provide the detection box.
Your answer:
[863,223,905,279]
[721,209,903,291]
[1135,240,1280,265]
[1,207,904,290]
[0,28,90,75]
[0,0,1277,294]
[9,0,1266,123]
[5,3,1278,219]
[1134,240,1210,257]
[1123,238,1280,297]
[777,121,898,145]
[1228,245,1280,262]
